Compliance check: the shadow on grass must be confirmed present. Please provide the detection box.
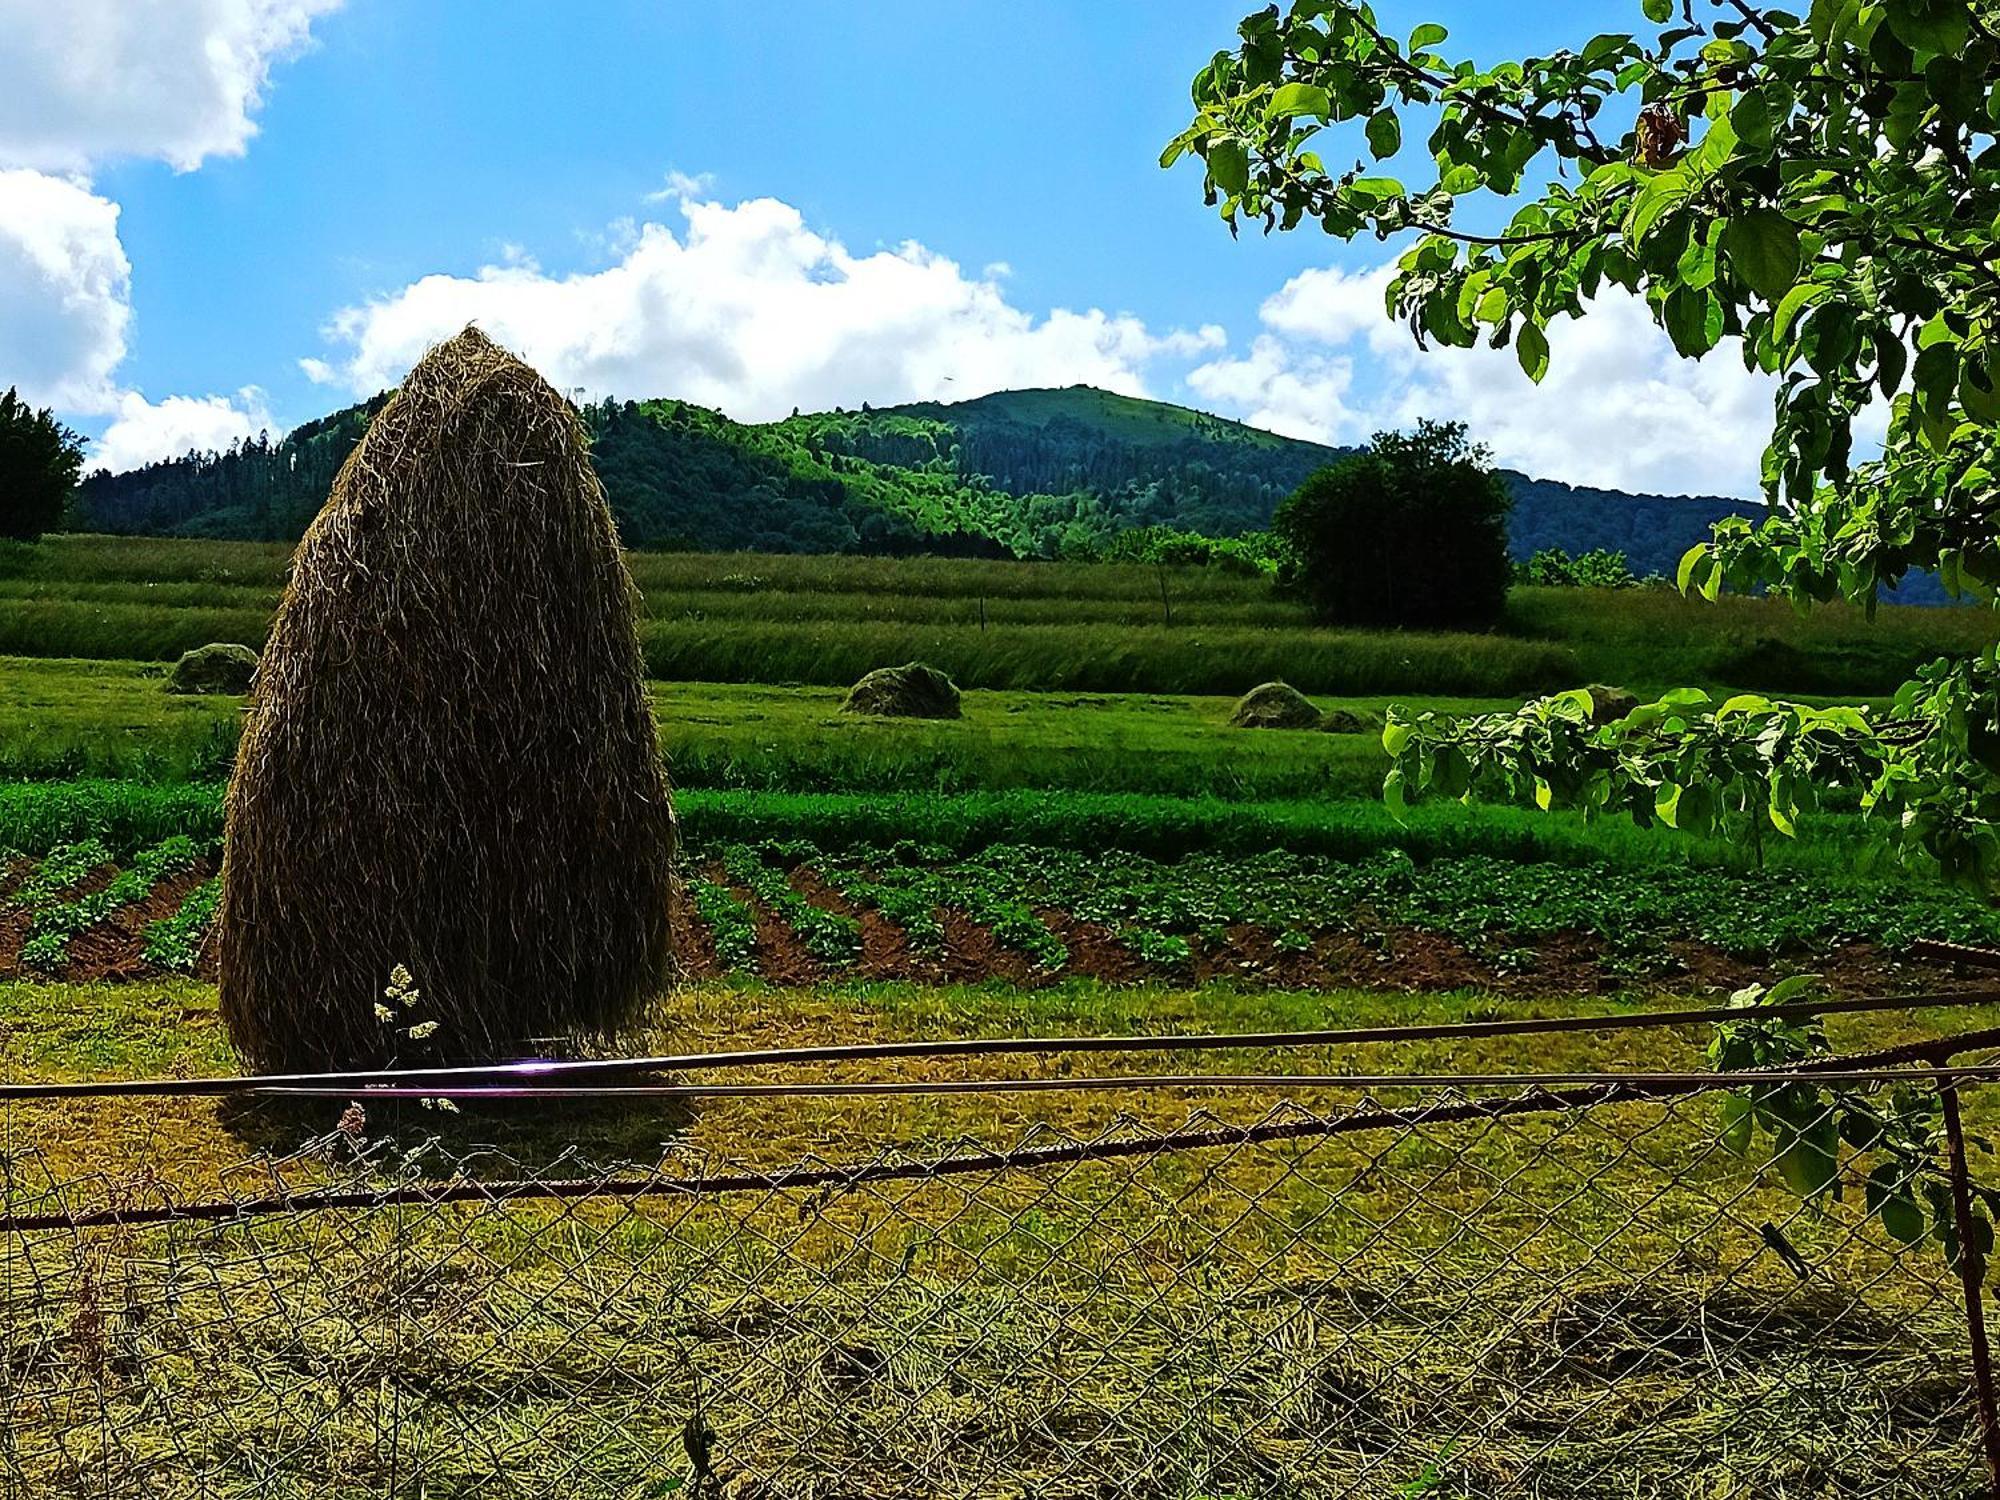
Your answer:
[216,1088,698,1178]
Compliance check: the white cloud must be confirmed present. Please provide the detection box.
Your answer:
[644,169,715,204]
[0,3,336,445]
[90,387,276,473]
[1189,260,1780,498]
[0,170,131,414]
[0,0,343,173]
[306,193,1225,418]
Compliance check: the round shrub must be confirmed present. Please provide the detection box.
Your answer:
[1273,420,1512,629]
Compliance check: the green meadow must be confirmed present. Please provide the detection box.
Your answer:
[2,533,1988,695]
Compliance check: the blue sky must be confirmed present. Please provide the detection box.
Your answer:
[0,0,1774,495]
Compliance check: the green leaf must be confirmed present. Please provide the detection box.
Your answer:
[1268,82,1332,121]
[1366,109,1402,159]
[1409,22,1449,50]
[1719,1094,1754,1156]
[1675,543,1710,594]
[1207,139,1250,196]
[1887,0,1971,54]
[1723,209,1802,301]
[1643,0,1673,19]
[1382,766,1408,819]
[1516,319,1550,383]
[1763,973,1822,1006]
[1381,721,1413,756]
[1772,281,1829,344]
[1773,1117,1840,1198]
[1730,87,1777,149]
[1474,285,1509,325]
[1879,1192,1927,1245]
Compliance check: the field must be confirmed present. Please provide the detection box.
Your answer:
[5,534,1998,1495]
[3,533,1990,695]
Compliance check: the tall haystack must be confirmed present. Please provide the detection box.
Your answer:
[219,328,675,1072]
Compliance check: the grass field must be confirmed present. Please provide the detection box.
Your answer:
[4,977,1990,1496]
[6,534,1998,1495]
[3,534,1990,696]
[0,655,1416,797]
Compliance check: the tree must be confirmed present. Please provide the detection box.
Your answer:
[1167,0,2000,886]
[0,387,83,541]
[1274,419,1511,627]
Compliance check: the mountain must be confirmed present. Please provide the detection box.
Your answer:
[75,382,1766,574]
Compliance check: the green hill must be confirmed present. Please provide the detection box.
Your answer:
[74,381,1773,575]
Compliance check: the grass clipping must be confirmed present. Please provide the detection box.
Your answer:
[218,328,675,1071]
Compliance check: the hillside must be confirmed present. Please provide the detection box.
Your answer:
[76,382,1762,572]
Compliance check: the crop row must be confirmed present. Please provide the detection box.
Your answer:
[693,840,2000,979]
[5,838,216,974]
[9,836,2000,988]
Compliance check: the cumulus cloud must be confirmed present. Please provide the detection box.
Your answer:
[90,387,276,473]
[304,194,1225,417]
[0,170,131,413]
[0,3,337,447]
[0,0,343,173]
[1189,260,1780,498]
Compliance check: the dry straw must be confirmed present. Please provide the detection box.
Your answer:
[219,328,676,1071]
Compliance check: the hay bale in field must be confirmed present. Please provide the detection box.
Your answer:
[219,327,676,1072]
[1229,681,1322,730]
[166,643,258,695]
[1319,706,1384,735]
[1584,683,1640,724]
[842,661,962,719]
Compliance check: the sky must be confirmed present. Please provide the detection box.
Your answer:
[0,0,1777,496]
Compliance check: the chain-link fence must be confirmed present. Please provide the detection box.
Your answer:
[6,1014,2000,1497]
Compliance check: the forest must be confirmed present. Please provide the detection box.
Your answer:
[74,383,1772,573]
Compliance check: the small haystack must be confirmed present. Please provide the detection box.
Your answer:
[1320,706,1385,736]
[842,661,962,719]
[219,328,676,1072]
[1584,684,1640,724]
[166,643,258,695]
[1230,681,1321,730]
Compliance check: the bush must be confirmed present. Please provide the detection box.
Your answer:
[1519,547,1639,589]
[1273,420,1511,629]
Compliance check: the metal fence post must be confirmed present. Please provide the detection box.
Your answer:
[1939,1070,2000,1496]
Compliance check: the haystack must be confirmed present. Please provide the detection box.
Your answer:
[167,642,258,695]
[842,661,962,718]
[219,328,676,1071]
[1583,684,1640,724]
[1319,706,1385,735]
[1229,681,1321,730]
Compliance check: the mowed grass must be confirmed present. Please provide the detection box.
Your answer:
[4,533,1992,696]
[5,978,1988,1496]
[0,656,1419,796]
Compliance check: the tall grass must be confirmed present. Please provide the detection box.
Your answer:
[639,619,1578,694]
[4,536,1992,697]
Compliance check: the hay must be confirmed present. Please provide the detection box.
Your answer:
[1318,707,1384,735]
[842,661,962,719]
[166,643,258,695]
[1583,683,1639,724]
[218,328,676,1071]
[1229,681,1321,730]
